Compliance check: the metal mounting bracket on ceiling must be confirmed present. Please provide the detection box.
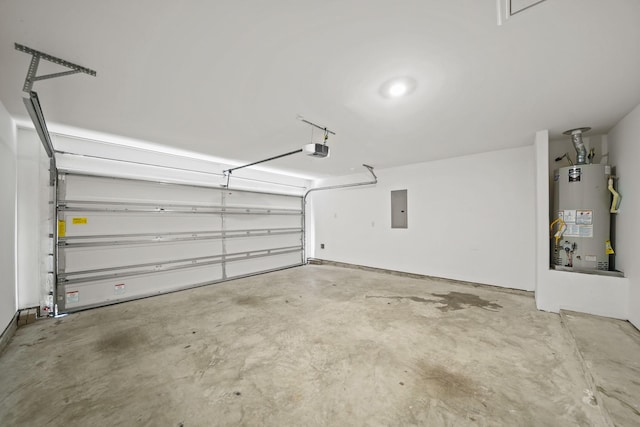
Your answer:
[15,43,97,93]
[15,43,97,185]
[298,117,337,137]
[509,0,547,16]
[497,0,548,25]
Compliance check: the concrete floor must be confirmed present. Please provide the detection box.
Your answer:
[0,265,621,426]
[561,310,640,427]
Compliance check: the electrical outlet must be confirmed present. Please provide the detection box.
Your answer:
[320,243,325,249]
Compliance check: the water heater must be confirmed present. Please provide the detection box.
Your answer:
[553,163,611,270]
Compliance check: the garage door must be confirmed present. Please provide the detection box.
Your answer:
[56,173,303,312]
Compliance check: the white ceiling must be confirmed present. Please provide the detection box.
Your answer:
[1,0,639,178]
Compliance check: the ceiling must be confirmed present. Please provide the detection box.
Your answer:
[1,0,639,178]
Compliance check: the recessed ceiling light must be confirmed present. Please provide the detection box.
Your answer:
[380,77,417,99]
[388,82,408,97]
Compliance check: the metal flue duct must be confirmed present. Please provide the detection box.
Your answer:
[563,127,591,165]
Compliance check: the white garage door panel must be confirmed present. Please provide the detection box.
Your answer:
[62,239,225,272]
[225,251,302,278]
[61,212,224,236]
[63,264,225,310]
[224,233,301,254]
[63,174,219,205]
[224,215,300,230]
[224,190,301,209]
[56,173,304,313]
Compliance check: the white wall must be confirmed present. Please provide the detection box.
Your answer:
[310,146,536,291]
[0,99,17,332]
[608,102,640,329]
[534,130,629,319]
[16,129,50,310]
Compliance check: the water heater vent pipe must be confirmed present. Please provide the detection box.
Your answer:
[563,127,591,165]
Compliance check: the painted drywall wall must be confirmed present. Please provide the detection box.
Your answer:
[534,130,629,319]
[16,129,50,310]
[0,99,17,332]
[309,146,536,291]
[608,102,640,329]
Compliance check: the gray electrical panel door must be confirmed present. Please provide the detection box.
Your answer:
[56,173,303,312]
[391,189,408,228]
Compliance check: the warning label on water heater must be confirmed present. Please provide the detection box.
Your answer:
[564,224,593,238]
[576,210,593,225]
[563,210,577,223]
[562,209,594,237]
[579,226,593,238]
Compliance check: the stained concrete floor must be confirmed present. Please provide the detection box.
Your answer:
[0,265,618,426]
[561,310,640,427]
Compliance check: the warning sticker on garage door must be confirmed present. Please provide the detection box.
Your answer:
[58,220,66,238]
[66,291,79,304]
[72,217,88,224]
